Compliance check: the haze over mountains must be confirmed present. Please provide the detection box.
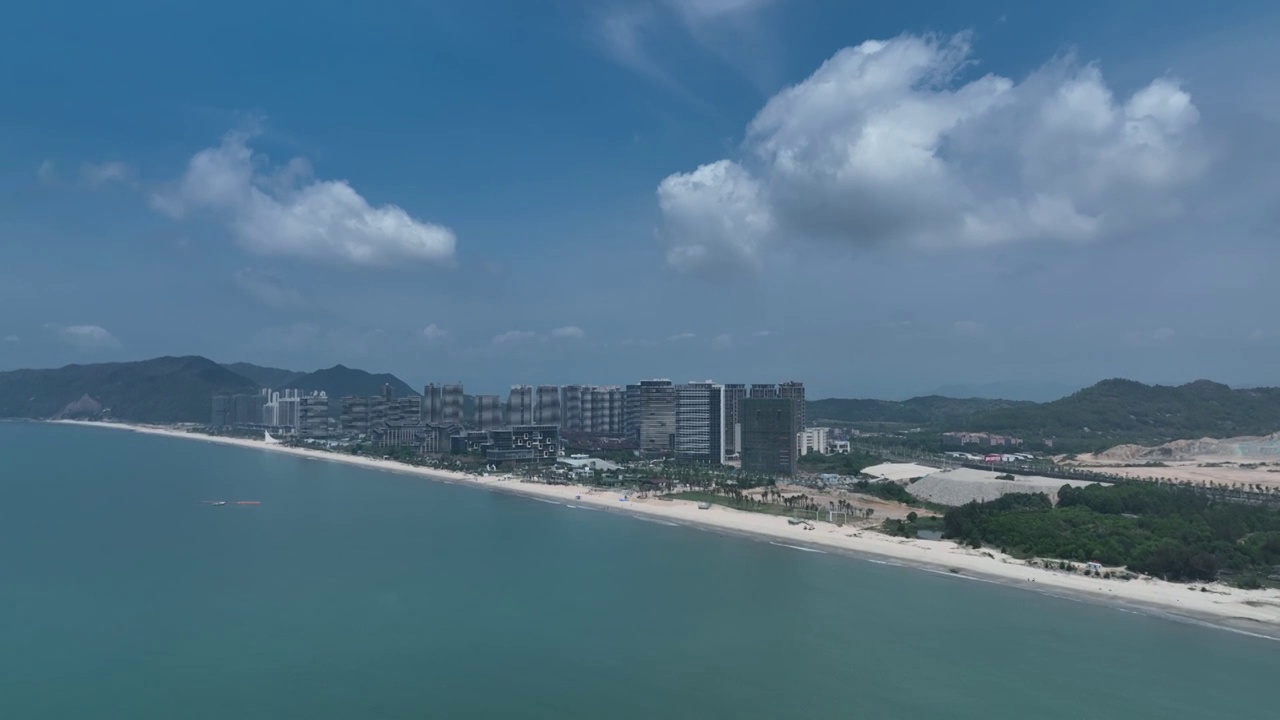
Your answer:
[3,357,1280,454]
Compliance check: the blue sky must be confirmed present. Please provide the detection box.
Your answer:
[2,0,1278,399]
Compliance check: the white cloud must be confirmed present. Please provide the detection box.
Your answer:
[81,161,133,187]
[712,333,734,348]
[152,130,457,268]
[551,325,586,339]
[667,332,697,341]
[422,323,448,341]
[752,330,773,337]
[657,34,1208,271]
[37,160,56,183]
[595,0,774,97]
[492,330,537,345]
[658,160,772,271]
[232,268,308,311]
[668,0,775,23]
[3,335,18,343]
[47,324,120,349]
[952,320,983,335]
[1248,329,1269,341]
[1150,327,1176,342]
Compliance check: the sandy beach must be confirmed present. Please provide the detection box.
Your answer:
[57,421,1280,639]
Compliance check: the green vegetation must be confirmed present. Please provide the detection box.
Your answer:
[797,450,878,475]
[959,379,1280,452]
[285,365,420,414]
[848,479,918,506]
[882,513,945,538]
[0,356,257,423]
[667,491,798,517]
[942,484,1280,585]
[807,396,1031,427]
[219,362,303,389]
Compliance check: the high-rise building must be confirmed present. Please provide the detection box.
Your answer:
[422,384,443,423]
[561,385,584,432]
[387,397,422,425]
[750,383,778,399]
[606,386,624,435]
[624,384,641,441]
[779,381,806,431]
[264,389,302,428]
[675,382,725,465]
[298,393,330,439]
[475,394,504,430]
[381,383,395,402]
[369,395,388,430]
[798,427,828,455]
[534,385,561,425]
[442,384,464,426]
[341,396,371,434]
[740,398,800,477]
[506,385,533,426]
[229,393,266,426]
[722,383,746,457]
[211,395,230,427]
[637,380,676,455]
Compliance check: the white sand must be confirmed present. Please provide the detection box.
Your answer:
[57,421,1280,638]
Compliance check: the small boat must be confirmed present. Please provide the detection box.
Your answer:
[200,500,227,506]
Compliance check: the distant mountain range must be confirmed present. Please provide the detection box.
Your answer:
[814,378,1280,452]
[0,356,257,423]
[4,357,1279,450]
[0,357,424,424]
[807,396,1031,426]
[960,379,1280,451]
[925,381,1081,403]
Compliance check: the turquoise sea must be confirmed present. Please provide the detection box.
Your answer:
[2,421,1276,719]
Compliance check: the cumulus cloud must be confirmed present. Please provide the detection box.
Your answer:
[3,335,18,343]
[712,333,734,348]
[422,324,448,341]
[81,161,133,187]
[492,330,537,345]
[152,131,457,268]
[657,33,1208,271]
[667,332,697,341]
[47,324,120,349]
[551,326,586,339]
[232,268,308,311]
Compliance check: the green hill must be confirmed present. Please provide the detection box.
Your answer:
[220,362,303,389]
[0,356,257,423]
[807,395,1032,426]
[286,365,419,403]
[963,379,1280,451]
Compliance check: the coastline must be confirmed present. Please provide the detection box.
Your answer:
[53,420,1280,640]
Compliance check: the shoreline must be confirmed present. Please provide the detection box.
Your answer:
[51,420,1280,640]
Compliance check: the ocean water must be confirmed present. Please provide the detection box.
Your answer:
[1,422,1276,719]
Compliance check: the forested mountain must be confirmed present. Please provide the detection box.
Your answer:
[807,396,1032,426]
[286,365,419,402]
[220,362,302,390]
[0,356,257,423]
[963,379,1280,450]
